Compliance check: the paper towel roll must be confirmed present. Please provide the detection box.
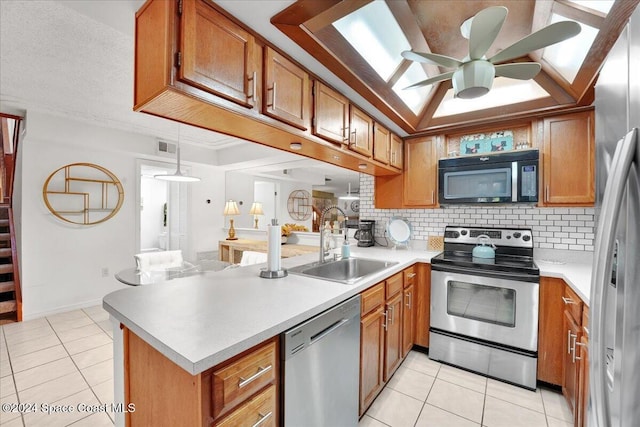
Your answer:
[267,224,281,272]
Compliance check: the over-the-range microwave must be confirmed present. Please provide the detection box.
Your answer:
[438,150,539,205]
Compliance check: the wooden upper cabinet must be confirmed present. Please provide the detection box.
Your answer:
[313,81,348,145]
[373,122,390,164]
[263,47,310,130]
[541,110,595,206]
[349,106,373,157]
[390,134,403,169]
[179,0,257,108]
[404,136,439,207]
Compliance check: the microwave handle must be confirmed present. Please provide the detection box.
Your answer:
[511,162,518,202]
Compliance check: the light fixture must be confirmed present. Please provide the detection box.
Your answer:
[290,142,302,150]
[223,200,240,240]
[358,163,367,170]
[155,125,200,182]
[248,202,264,229]
[338,182,360,200]
[452,60,495,99]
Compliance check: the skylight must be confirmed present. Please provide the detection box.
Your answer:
[567,0,615,14]
[543,14,599,83]
[332,1,410,82]
[433,78,549,118]
[392,62,431,114]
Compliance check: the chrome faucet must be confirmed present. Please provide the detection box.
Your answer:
[319,205,347,263]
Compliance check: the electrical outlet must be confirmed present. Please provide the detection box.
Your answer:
[101,267,109,277]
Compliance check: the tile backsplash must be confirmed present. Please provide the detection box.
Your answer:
[359,174,595,252]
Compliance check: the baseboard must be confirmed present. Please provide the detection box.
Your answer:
[21,298,105,321]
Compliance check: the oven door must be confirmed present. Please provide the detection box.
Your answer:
[430,268,539,352]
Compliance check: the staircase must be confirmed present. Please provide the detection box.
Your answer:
[0,114,22,322]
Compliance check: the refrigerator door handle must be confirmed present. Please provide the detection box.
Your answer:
[591,128,638,427]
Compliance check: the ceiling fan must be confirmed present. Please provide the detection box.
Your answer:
[402,6,581,99]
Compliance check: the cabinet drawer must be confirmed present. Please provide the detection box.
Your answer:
[212,340,277,419]
[386,273,403,299]
[403,266,416,289]
[563,285,583,325]
[361,282,385,316]
[215,384,276,427]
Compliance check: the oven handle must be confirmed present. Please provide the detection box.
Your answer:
[431,263,539,283]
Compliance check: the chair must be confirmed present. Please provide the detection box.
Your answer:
[239,251,268,266]
[134,250,191,271]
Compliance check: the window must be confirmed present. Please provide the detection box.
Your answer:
[392,62,432,114]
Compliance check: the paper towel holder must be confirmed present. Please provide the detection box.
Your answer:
[259,218,288,279]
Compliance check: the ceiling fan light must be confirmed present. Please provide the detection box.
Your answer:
[453,60,495,99]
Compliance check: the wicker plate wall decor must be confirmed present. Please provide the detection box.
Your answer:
[287,189,311,220]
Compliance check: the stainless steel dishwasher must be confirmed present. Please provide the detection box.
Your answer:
[282,295,361,427]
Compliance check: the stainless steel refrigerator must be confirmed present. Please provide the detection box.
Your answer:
[590,4,640,426]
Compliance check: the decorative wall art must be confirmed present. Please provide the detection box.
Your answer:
[287,189,311,221]
[459,130,514,155]
[43,163,124,225]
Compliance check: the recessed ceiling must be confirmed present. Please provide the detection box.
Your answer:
[272,0,637,133]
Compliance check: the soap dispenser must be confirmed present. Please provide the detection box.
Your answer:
[341,232,350,258]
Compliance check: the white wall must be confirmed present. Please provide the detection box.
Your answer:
[18,111,226,319]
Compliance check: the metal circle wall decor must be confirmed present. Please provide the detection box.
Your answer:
[43,163,124,225]
[287,190,311,220]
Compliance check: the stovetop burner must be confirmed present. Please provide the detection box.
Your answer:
[431,226,539,277]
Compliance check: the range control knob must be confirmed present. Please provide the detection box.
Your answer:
[453,231,460,238]
[513,232,522,238]
[461,230,468,236]
[522,235,531,242]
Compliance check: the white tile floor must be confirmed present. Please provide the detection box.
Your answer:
[1,307,573,427]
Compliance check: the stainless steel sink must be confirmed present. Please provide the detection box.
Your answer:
[288,257,398,284]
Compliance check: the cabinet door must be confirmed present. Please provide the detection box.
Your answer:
[404,136,439,207]
[414,264,430,347]
[576,335,589,427]
[384,292,403,381]
[263,47,310,130]
[542,110,595,205]
[537,277,565,385]
[562,309,581,416]
[373,122,390,164]
[349,106,373,157]
[180,0,256,108]
[390,134,403,169]
[313,81,348,144]
[360,307,385,415]
[402,283,415,358]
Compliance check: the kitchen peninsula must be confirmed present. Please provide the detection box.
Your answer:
[103,246,591,426]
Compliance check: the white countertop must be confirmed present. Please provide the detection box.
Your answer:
[103,246,592,376]
[534,248,593,304]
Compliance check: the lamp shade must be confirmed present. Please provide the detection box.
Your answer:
[249,202,264,215]
[223,200,240,216]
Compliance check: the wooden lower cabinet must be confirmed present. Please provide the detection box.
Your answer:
[384,290,403,380]
[124,329,278,427]
[537,277,565,385]
[359,283,386,415]
[576,308,590,427]
[562,309,581,414]
[414,264,431,348]
[402,282,415,358]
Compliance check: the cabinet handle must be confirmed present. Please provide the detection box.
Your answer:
[252,411,273,427]
[349,129,357,146]
[567,331,577,355]
[391,152,395,163]
[389,305,394,325]
[545,185,550,202]
[266,82,277,107]
[574,341,587,362]
[405,291,412,309]
[383,310,388,331]
[247,71,257,102]
[562,296,576,305]
[567,329,572,354]
[407,273,416,279]
[431,190,435,205]
[238,365,273,388]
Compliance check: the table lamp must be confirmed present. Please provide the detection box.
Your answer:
[248,202,264,229]
[223,200,240,240]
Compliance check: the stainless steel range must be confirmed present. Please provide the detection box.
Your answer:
[429,225,540,389]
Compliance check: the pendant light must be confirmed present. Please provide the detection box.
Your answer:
[155,125,200,182]
[338,182,359,200]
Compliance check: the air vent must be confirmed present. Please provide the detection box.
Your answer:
[157,140,177,156]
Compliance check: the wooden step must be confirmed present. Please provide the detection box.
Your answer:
[0,219,9,227]
[0,300,16,314]
[0,264,13,274]
[0,248,11,258]
[0,281,14,293]
[0,233,10,241]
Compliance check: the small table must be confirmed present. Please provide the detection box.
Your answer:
[218,239,318,263]
[115,260,230,286]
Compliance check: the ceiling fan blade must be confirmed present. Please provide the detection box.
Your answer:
[401,51,462,69]
[488,21,581,64]
[494,62,542,80]
[403,71,455,89]
[469,6,508,60]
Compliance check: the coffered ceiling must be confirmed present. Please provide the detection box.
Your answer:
[271,0,639,134]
